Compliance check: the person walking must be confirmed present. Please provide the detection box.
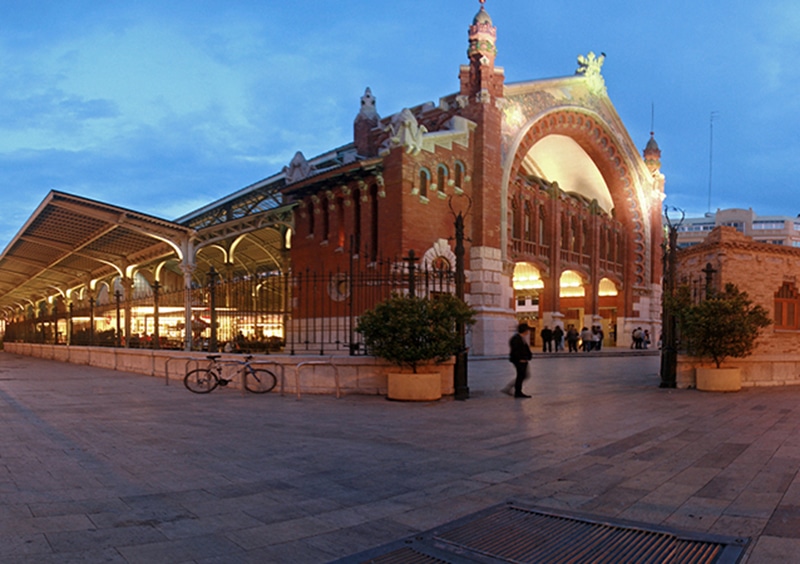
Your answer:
[502,323,533,398]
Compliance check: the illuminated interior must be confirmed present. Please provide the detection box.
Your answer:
[64,306,284,346]
[598,277,619,297]
[521,134,613,214]
[559,270,585,298]
[512,262,544,290]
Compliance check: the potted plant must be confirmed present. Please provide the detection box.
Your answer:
[672,283,770,391]
[356,293,475,400]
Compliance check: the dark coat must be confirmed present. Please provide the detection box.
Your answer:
[509,333,533,364]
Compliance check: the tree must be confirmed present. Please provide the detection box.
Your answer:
[675,283,770,369]
[356,293,475,373]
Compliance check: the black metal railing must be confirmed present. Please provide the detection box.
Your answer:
[3,249,456,356]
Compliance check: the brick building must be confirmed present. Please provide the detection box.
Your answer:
[0,2,666,356]
[675,226,800,386]
[283,3,665,353]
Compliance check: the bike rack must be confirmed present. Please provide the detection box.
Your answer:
[164,357,199,386]
[248,360,285,396]
[294,360,341,400]
[165,356,209,386]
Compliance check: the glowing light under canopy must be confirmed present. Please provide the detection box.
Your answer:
[598,277,619,297]
[513,262,543,290]
[523,134,614,214]
[560,270,585,298]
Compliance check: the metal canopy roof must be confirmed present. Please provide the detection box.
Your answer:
[0,191,195,313]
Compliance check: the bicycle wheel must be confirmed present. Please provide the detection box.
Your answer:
[184,369,219,393]
[244,368,277,394]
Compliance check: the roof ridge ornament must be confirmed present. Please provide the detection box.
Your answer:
[576,51,607,96]
[283,151,314,184]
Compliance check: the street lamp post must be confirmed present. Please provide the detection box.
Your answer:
[660,206,684,388]
[449,194,472,401]
[114,290,122,347]
[208,267,219,353]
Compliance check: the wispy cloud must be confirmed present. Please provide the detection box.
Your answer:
[2,0,800,251]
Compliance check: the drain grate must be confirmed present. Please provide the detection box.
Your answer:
[335,502,749,563]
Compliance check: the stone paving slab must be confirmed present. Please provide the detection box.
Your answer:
[0,350,798,562]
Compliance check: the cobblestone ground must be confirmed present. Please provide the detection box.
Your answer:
[0,350,798,562]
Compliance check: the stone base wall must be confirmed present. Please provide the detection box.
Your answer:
[3,343,455,398]
[677,354,800,389]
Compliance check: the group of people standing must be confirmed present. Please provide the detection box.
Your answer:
[537,324,604,353]
[631,327,651,349]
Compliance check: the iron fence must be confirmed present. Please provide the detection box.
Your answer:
[3,250,456,356]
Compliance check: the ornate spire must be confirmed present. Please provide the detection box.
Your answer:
[644,131,662,173]
[468,0,497,64]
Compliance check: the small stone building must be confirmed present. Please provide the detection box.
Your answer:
[675,226,800,387]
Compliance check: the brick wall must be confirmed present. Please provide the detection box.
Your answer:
[675,226,800,384]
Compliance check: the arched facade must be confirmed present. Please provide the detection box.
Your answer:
[492,94,664,348]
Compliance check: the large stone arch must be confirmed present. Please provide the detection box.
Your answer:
[501,107,650,287]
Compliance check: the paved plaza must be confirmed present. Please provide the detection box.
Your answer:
[1,350,799,562]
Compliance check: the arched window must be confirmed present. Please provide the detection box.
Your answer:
[437,165,448,193]
[775,282,800,330]
[511,198,521,240]
[599,226,607,259]
[321,197,330,242]
[336,196,345,249]
[524,201,533,241]
[561,213,570,250]
[582,221,590,254]
[539,205,547,246]
[419,168,430,198]
[559,270,585,298]
[454,161,465,190]
[571,216,580,252]
[369,184,379,261]
[353,189,362,254]
[308,200,315,237]
[598,277,619,297]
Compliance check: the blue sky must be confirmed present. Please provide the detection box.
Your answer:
[2,1,799,251]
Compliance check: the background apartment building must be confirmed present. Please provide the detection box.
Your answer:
[676,208,800,248]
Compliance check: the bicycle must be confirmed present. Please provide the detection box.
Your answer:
[184,354,277,394]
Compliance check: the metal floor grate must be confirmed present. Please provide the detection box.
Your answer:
[334,502,749,564]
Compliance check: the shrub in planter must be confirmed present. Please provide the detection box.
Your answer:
[672,283,770,369]
[356,293,475,373]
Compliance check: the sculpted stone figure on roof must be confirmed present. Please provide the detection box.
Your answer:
[381,108,428,156]
[576,51,607,96]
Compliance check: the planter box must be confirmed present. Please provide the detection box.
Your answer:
[696,367,741,392]
[387,371,442,401]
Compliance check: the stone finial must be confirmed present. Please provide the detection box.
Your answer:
[282,151,313,184]
[354,87,380,157]
[357,87,379,121]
